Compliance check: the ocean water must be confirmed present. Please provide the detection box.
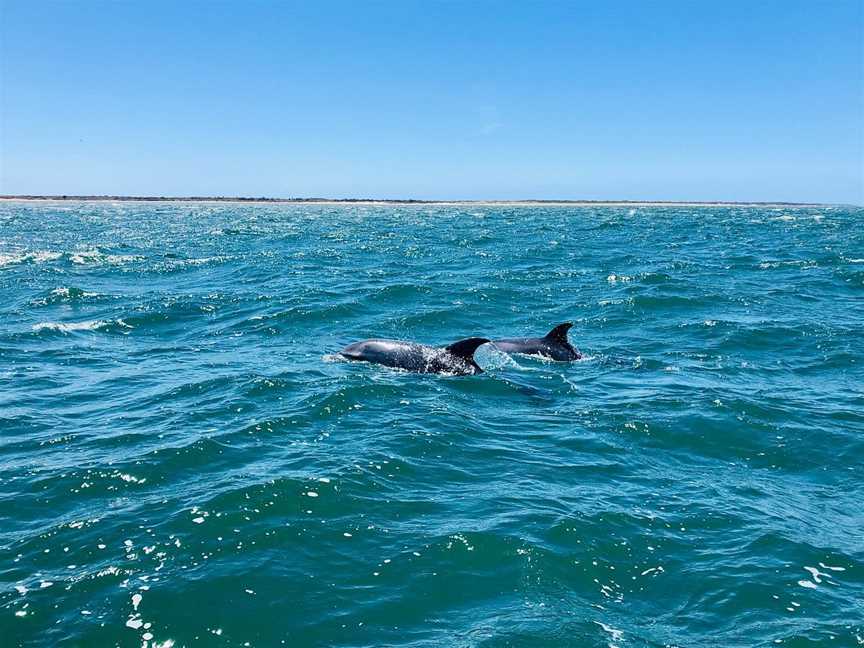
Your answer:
[1,201,862,648]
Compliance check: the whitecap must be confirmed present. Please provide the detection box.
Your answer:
[640,566,664,576]
[818,562,845,571]
[183,255,230,267]
[322,353,347,363]
[0,251,62,267]
[594,620,624,647]
[607,274,634,283]
[117,473,146,484]
[804,565,827,583]
[49,287,99,299]
[33,320,109,333]
[69,250,142,265]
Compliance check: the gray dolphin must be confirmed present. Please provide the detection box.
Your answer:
[340,337,489,375]
[492,322,581,361]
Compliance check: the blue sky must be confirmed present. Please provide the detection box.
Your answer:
[1,1,862,202]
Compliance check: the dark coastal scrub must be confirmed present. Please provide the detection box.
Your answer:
[0,202,862,646]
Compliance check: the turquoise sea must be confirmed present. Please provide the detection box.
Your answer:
[1,201,862,647]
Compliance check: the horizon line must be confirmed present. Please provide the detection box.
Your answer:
[0,195,848,207]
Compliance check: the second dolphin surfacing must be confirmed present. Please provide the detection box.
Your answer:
[492,322,581,361]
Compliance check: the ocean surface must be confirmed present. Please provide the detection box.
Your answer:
[1,201,862,648]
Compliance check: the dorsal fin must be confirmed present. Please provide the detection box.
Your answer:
[544,322,573,343]
[445,337,490,369]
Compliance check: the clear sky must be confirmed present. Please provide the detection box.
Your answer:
[1,0,862,202]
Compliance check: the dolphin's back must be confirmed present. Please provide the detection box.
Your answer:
[493,336,567,360]
[493,337,546,353]
[340,337,487,375]
[492,323,580,361]
[341,339,428,370]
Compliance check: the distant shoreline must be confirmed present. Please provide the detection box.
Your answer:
[0,195,832,208]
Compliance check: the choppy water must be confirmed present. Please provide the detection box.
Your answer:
[1,201,863,647]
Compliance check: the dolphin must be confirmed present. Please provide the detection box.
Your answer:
[340,337,489,375]
[492,322,581,361]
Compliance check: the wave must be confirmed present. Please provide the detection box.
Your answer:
[32,320,111,333]
[30,286,105,306]
[0,248,233,273]
[67,250,143,265]
[31,319,132,333]
[0,251,63,267]
[0,249,143,268]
